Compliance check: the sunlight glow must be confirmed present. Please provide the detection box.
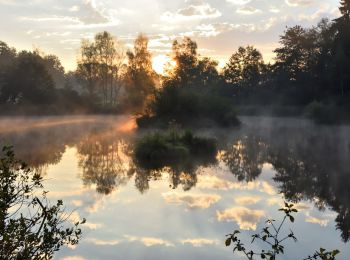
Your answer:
[152,54,171,75]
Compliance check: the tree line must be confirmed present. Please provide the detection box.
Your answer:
[0,0,349,122]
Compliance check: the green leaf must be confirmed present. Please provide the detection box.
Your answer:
[332,249,340,256]
[289,215,295,223]
[225,237,231,247]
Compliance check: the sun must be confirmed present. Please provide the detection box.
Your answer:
[152,54,171,75]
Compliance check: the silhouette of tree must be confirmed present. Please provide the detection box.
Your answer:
[77,31,125,107]
[224,46,265,87]
[124,34,157,113]
[339,0,350,19]
[0,51,55,104]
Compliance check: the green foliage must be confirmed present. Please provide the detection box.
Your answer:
[225,202,339,260]
[304,248,340,260]
[0,146,85,259]
[134,130,217,170]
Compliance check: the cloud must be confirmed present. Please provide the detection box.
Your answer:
[217,207,265,230]
[18,0,120,29]
[235,196,261,206]
[297,4,333,22]
[19,15,80,23]
[125,235,174,247]
[162,192,221,209]
[226,0,251,5]
[62,257,85,260]
[69,5,80,12]
[269,7,280,13]
[84,221,103,230]
[237,6,261,15]
[285,0,314,7]
[87,238,121,246]
[76,0,109,25]
[161,3,221,23]
[181,238,217,247]
[182,23,243,37]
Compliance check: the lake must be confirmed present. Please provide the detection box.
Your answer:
[1,115,349,260]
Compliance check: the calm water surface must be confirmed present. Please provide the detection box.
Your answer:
[1,115,349,260]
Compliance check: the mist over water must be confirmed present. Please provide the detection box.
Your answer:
[1,115,350,260]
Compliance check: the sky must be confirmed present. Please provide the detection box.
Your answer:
[0,0,341,73]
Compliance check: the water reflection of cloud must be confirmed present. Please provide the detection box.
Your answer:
[125,235,174,247]
[305,212,331,227]
[197,175,276,195]
[48,188,88,198]
[181,238,217,247]
[71,199,83,207]
[235,196,261,206]
[295,203,311,211]
[162,192,221,209]
[216,207,265,230]
[267,197,281,206]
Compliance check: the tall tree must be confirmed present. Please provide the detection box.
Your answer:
[332,0,350,96]
[0,42,16,92]
[339,0,350,19]
[125,34,156,113]
[0,51,55,104]
[165,37,219,88]
[224,46,265,87]
[166,37,198,87]
[77,32,125,107]
[77,39,99,97]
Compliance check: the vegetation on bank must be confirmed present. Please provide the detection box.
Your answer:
[133,130,217,170]
[0,146,85,259]
[0,1,349,124]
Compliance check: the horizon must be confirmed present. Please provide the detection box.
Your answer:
[0,0,341,73]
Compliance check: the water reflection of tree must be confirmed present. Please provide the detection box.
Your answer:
[0,117,117,174]
[220,129,350,242]
[132,154,217,193]
[0,126,78,173]
[221,135,267,182]
[269,133,350,242]
[77,132,133,195]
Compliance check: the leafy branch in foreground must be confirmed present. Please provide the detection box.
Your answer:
[225,202,339,260]
[0,146,85,259]
[304,248,340,260]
